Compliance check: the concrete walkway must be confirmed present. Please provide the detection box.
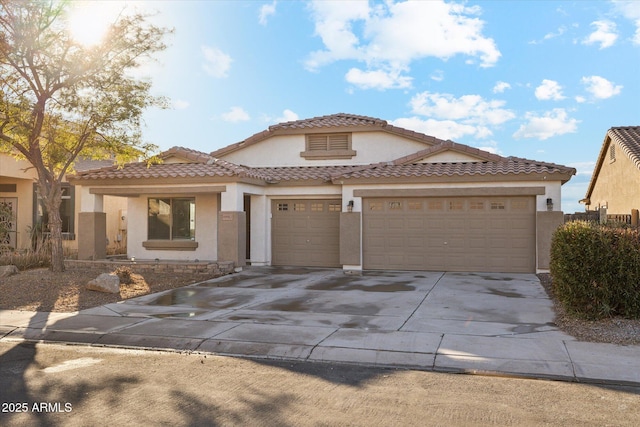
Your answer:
[2,267,639,386]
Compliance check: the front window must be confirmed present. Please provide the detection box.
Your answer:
[33,183,75,239]
[148,198,195,240]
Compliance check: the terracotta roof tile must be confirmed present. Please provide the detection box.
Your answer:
[330,158,575,181]
[268,113,387,130]
[608,126,640,170]
[253,165,365,182]
[71,148,575,184]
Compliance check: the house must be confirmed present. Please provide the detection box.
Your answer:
[68,113,576,273]
[581,126,640,218]
[0,153,126,254]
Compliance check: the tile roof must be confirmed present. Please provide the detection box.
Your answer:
[583,126,640,201]
[70,150,575,184]
[608,126,640,171]
[329,157,575,181]
[269,113,387,130]
[69,116,576,185]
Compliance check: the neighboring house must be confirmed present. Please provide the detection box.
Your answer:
[69,113,576,273]
[0,153,126,254]
[581,126,640,216]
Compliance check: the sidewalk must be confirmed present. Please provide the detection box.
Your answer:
[1,268,639,387]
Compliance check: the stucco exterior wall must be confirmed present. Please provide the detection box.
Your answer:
[589,140,640,214]
[220,132,431,167]
[127,193,218,261]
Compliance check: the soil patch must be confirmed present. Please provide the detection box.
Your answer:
[0,267,223,313]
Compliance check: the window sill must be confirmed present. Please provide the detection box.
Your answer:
[300,149,356,160]
[143,240,198,251]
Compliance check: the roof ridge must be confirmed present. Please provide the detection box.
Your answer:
[163,146,213,163]
[391,140,504,165]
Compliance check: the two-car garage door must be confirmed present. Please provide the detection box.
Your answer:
[363,196,536,273]
[271,196,536,273]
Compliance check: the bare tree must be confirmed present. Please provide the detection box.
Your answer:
[0,1,170,271]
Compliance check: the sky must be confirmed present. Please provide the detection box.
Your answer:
[67,0,640,213]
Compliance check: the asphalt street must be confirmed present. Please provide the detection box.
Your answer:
[1,341,639,426]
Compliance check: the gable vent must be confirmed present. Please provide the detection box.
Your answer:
[308,135,329,151]
[328,134,349,150]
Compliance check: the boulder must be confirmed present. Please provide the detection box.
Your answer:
[0,265,19,278]
[86,273,120,294]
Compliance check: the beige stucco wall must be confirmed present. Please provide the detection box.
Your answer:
[589,140,640,214]
[126,193,218,261]
[1,155,125,254]
[220,131,431,167]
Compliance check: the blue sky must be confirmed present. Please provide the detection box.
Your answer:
[69,1,640,213]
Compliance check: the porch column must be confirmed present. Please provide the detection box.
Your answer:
[341,189,363,271]
[536,211,564,271]
[78,188,106,260]
[218,185,246,267]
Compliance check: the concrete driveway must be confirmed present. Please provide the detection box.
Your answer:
[3,267,640,385]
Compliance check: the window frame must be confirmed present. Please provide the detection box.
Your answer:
[147,197,196,241]
[33,183,75,240]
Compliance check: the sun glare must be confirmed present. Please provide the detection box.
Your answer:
[66,1,127,46]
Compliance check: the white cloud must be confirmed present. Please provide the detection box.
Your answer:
[305,1,500,89]
[430,70,444,82]
[410,91,515,126]
[222,106,250,123]
[345,68,412,90]
[513,108,579,140]
[275,109,299,123]
[493,81,511,93]
[529,25,567,44]
[535,79,565,101]
[259,1,277,26]
[397,91,515,140]
[173,100,189,110]
[582,20,618,49]
[581,75,623,99]
[567,161,596,176]
[575,96,586,103]
[202,46,232,78]
[612,1,640,45]
[390,117,479,141]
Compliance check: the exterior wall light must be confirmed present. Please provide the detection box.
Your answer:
[347,200,354,212]
[546,198,553,211]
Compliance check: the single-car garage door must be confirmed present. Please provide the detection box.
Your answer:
[363,196,535,273]
[272,199,341,267]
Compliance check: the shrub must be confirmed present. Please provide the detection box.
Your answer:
[0,250,51,270]
[114,266,134,284]
[550,221,640,319]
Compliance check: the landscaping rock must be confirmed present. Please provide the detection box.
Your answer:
[0,265,19,278]
[86,273,120,294]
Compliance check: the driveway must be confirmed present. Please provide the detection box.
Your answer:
[3,267,640,385]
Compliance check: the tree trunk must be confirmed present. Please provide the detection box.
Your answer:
[40,182,65,273]
[46,199,65,272]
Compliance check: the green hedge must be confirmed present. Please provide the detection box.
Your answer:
[550,221,640,319]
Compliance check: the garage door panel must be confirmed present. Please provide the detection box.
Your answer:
[272,199,340,267]
[364,196,535,273]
